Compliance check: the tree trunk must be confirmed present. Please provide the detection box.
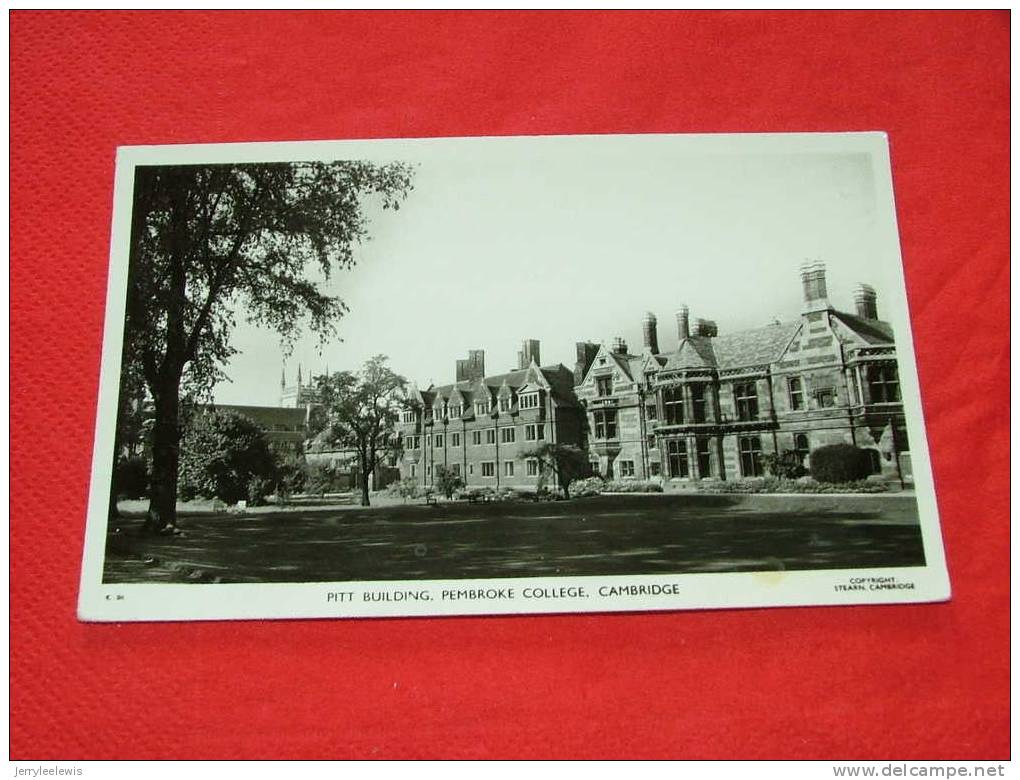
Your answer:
[359,448,371,507]
[145,387,181,533]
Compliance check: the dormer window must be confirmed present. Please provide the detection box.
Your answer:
[519,392,540,410]
[401,410,417,423]
[596,375,614,397]
[474,401,489,416]
[448,404,462,418]
[434,405,445,420]
[498,396,512,413]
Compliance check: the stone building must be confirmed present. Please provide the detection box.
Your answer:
[574,264,909,483]
[396,341,586,490]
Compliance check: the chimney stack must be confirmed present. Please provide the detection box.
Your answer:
[642,312,659,354]
[611,337,628,355]
[518,339,541,369]
[853,284,878,320]
[676,305,690,341]
[693,318,718,337]
[573,341,600,385]
[800,261,831,312]
[456,349,486,382]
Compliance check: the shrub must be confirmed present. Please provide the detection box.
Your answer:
[433,465,465,499]
[762,450,807,479]
[569,476,606,497]
[304,461,349,495]
[275,454,307,500]
[602,479,664,493]
[696,477,887,494]
[387,477,420,501]
[177,411,278,504]
[113,456,149,499]
[809,444,874,484]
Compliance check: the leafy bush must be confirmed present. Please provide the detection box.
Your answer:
[387,477,420,501]
[434,465,465,499]
[696,477,887,494]
[603,479,664,493]
[762,450,807,479]
[177,411,278,504]
[275,454,307,500]
[304,461,350,495]
[809,444,874,484]
[569,476,606,497]
[113,456,149,499]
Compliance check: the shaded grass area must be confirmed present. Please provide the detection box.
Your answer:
[103,493,925,584]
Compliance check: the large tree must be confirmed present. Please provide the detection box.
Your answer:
[120,161,414,532]
[524,443,592,500]
[309,356,405,507]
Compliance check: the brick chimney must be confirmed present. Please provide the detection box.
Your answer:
[642,312,659,354]
[611,336,628,355]
[573,341,599,385]
[676,305,690,341]
[853,284,878,320]
[693,318,718,337]
[800,261,831,313]
[518,339,541,369]
[456,350,486,382]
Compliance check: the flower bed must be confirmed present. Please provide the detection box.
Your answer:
[694,477,889,494]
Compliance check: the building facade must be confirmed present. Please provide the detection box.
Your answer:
[396,341,586,490]
[574,264,909,483]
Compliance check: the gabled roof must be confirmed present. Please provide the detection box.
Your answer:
[713,320,802,369]
[661,336,718,371]
[831,310,894,345]
[430,363,578,406]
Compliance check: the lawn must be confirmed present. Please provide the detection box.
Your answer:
[103,492,926,584]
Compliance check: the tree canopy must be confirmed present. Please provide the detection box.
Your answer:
[120,160,414,530]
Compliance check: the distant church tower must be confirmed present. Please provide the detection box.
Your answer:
[280,363,317,408]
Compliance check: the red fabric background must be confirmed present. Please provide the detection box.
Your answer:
[10,11,1010,759]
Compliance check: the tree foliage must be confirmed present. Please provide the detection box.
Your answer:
[308,356,406,506]
[177,410,279,505]
[119,160,414,530]
[524,443,592,499]
[809,444,874,484]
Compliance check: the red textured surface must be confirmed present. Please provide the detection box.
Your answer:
[10,11,1009,759]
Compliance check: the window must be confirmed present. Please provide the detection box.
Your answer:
[646,404,657,421]
[468,464,474,475]
[448,404,462,418]
[501,427,515,444]
[536,424,545,440]
[401,410,416,423]
[410,464,417,477]
[434,434,444,448]
[794,433,810,465]
[815,388,836,408]
[404,436,415,450]
[451,463,461,476]
[649,461,661,477]
[663,386,685,425]
[734,382,759,422]
[425,435,432,448]
[788,377,804,411]
[498,396,511,413]
[471,430,482,446]
[868,365,900,403]
[519,393,539,410]
[593,409,618,439]
[691,384,707,423]
[504,461,514,477]
[475,401,489,416]
[596,375,614,397]
[434,406,444,420]
[619,460,635,478]
[526,459,539,476]
[524,423,544,441]
[451,433,460,447]
[426,465,432,478]
[739,436,763,477]
[667,439,689,478]
[481,462,495,477]
[696,437,711,478]
[485,429,496,445]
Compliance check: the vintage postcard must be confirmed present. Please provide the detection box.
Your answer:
[78,132,950,621]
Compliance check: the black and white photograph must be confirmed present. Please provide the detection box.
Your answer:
[78,133,950,621]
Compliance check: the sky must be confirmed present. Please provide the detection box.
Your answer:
[210,135,901,406]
